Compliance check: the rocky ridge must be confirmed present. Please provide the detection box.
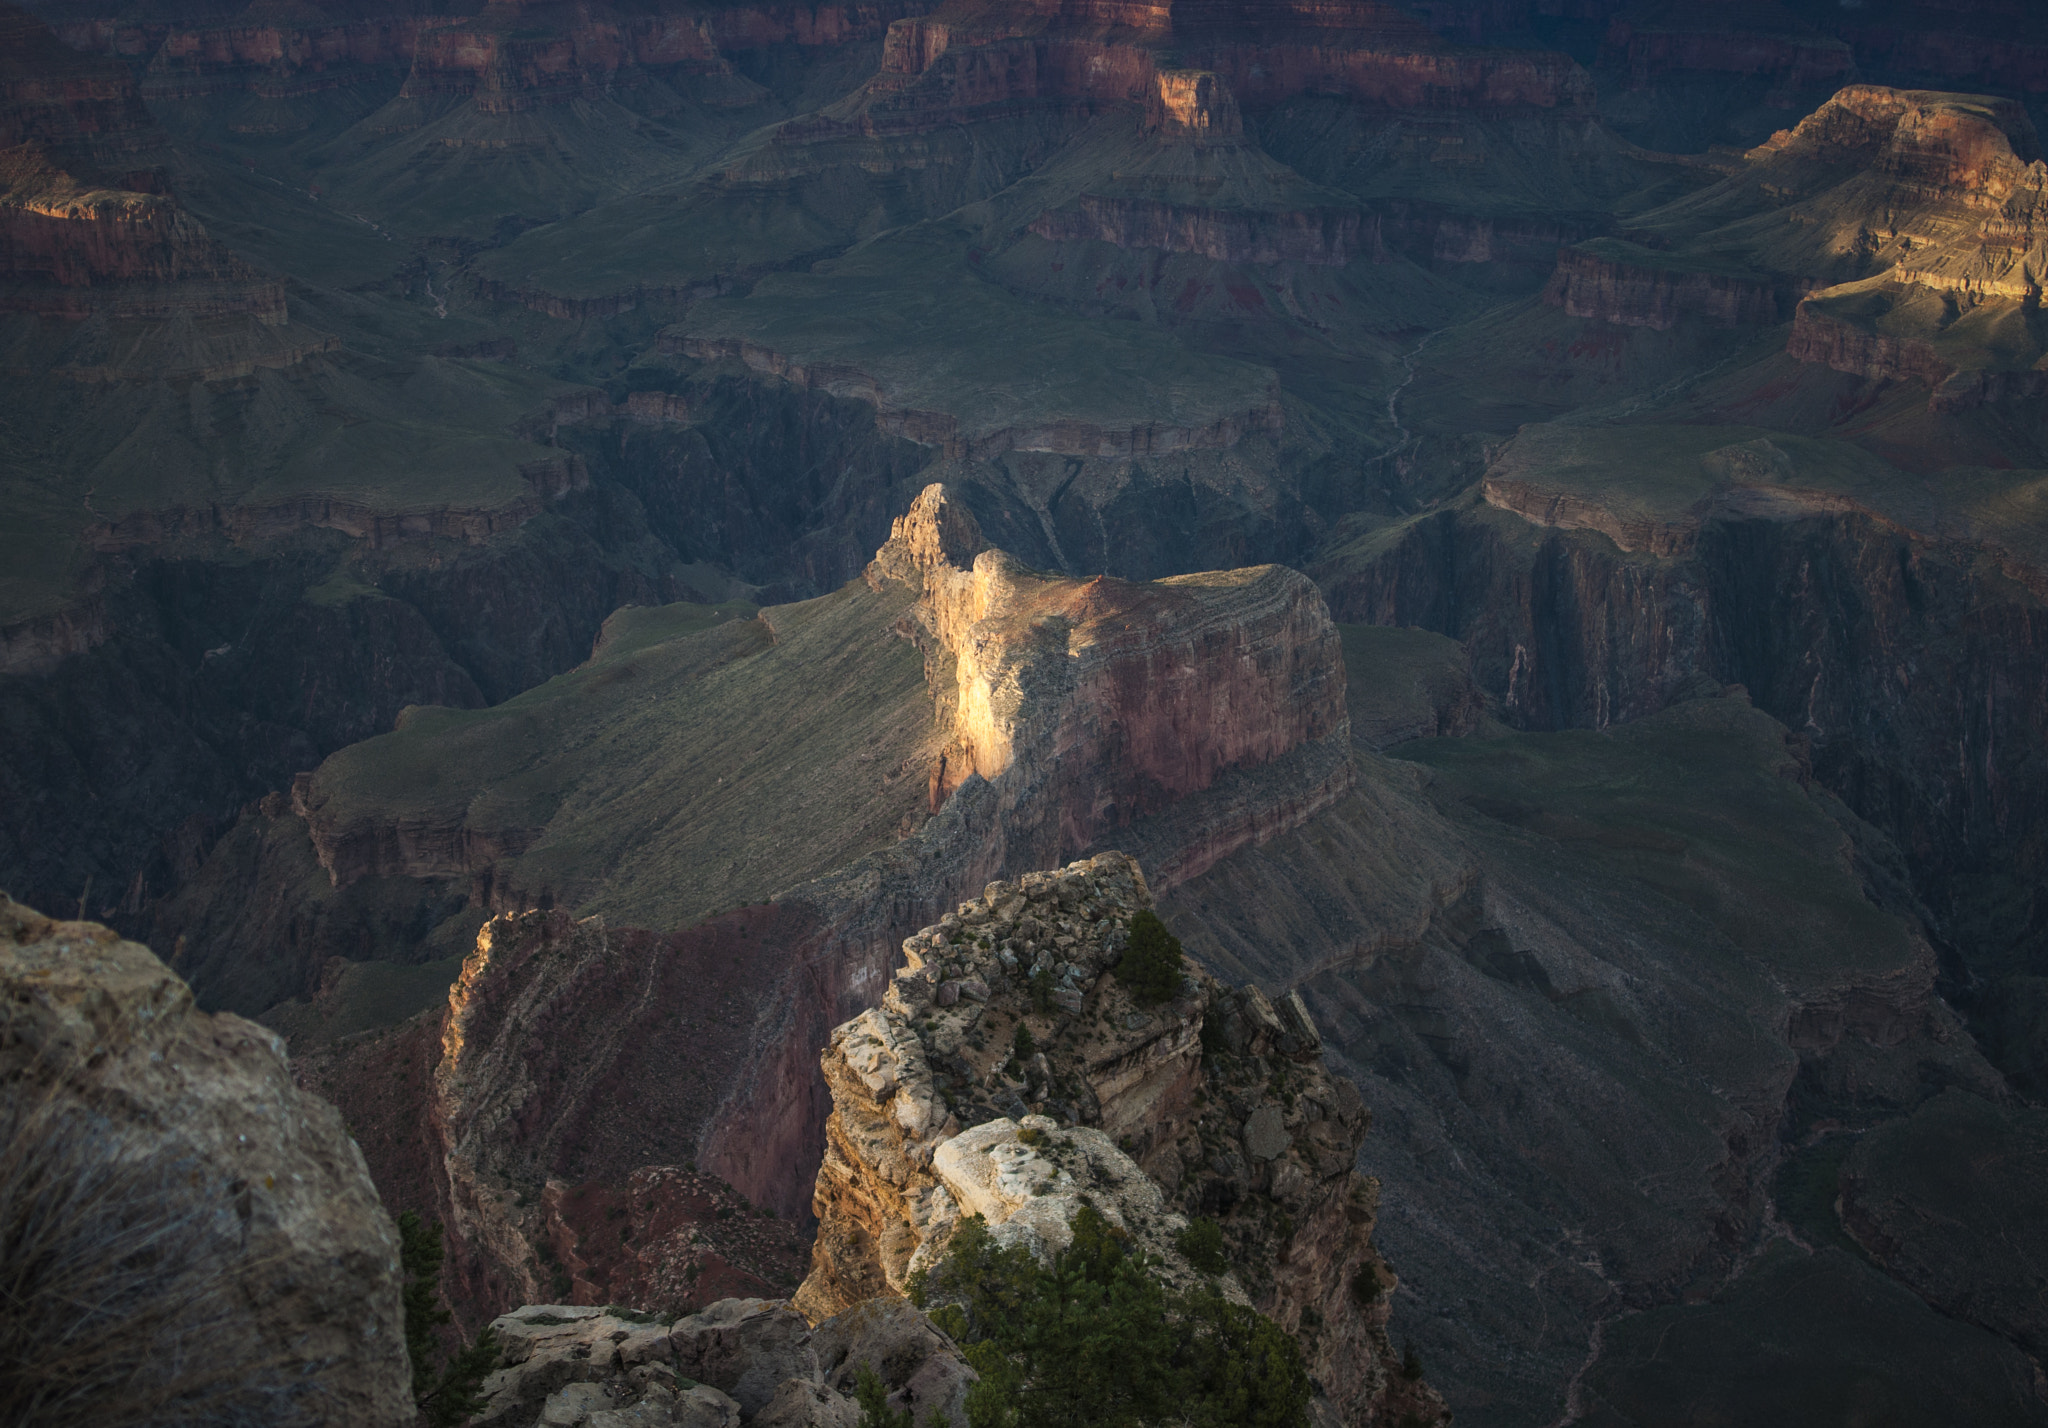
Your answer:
[799,850,1449,1428]
[286,489,1357,1329]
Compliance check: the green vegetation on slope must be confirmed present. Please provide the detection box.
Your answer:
[304,583,938,929]
[913,1208,1311,1428]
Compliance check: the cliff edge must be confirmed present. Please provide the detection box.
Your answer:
[0,894,411,1426]
[796,852,1449,1428]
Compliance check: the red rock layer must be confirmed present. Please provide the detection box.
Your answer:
[1541,246,1786,329]
[1785,297,2047,413]
[0,3,287,319]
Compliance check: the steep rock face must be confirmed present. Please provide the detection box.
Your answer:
[1320,478,2048,979]
[797,852,1449,1428]
[1541,245,1787,329]
[0,895,411,1425]
[878,484,1352,869]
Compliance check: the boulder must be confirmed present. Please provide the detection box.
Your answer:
[479,1306,751,1428]
[0,896,410,1427]
[749,1378,861,1428]
[669,1298,821,1416]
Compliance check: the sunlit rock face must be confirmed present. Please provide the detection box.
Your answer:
[872,483,1351,864]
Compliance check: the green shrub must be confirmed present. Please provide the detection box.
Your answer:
[1118,912,1184,1004]
[1351,1268,1384,1306]
[1176,1218,1228,1276]
[918,1210,1310,1428]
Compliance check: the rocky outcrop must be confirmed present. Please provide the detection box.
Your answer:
[797,851,1448,1427]
[0,896,411,1426]
[287,487,1357,1326]
[1542,245,1787,329]
[874,485,1352,865]
[470,1296,975,1428]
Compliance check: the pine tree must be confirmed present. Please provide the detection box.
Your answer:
[398,1211,501,1427]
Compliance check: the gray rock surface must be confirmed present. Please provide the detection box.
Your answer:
[0,895,410,1427]
[669,1297,822,1416]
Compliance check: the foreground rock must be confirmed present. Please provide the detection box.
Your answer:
[476,1297,972,1428]
[0,895,410,1426]
[798,852,1447,1428]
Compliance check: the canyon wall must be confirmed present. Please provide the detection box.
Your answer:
[1320,485,2048,944]
[1541,245,1787,328]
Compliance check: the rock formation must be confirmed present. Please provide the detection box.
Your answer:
[798,851,1449,1427]
[1540,244,1789,329]
[470,1294,978,1428]
[0,3,287,323]
[284,489,1355,1330]
[875,484,1354,875]
[0,895,411,1426]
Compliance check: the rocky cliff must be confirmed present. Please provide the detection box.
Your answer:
[1541,244,1787,329]
[798,851,1449,1428]
[874,485,1353,875]
[282,487,1357,1328]
[0,4,286,320]
[0,895,411,1425]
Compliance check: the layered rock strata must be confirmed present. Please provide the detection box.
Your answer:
[0,4,287,321]
[1541,245,1789,329]
[797,852,1449,1428]
[0,896,411,1426]
[874,483,1353,868]
[285,487,1354,1328]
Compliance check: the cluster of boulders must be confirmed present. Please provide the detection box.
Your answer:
[476,1296,974,1428]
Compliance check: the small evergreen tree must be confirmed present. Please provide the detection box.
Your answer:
[855,1364,914,1428]
[1175,1217,1228,1276]
[1118,912,1184,1004]
[398,1211,501,1427]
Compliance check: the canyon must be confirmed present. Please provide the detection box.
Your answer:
[2,0,2047,1424]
